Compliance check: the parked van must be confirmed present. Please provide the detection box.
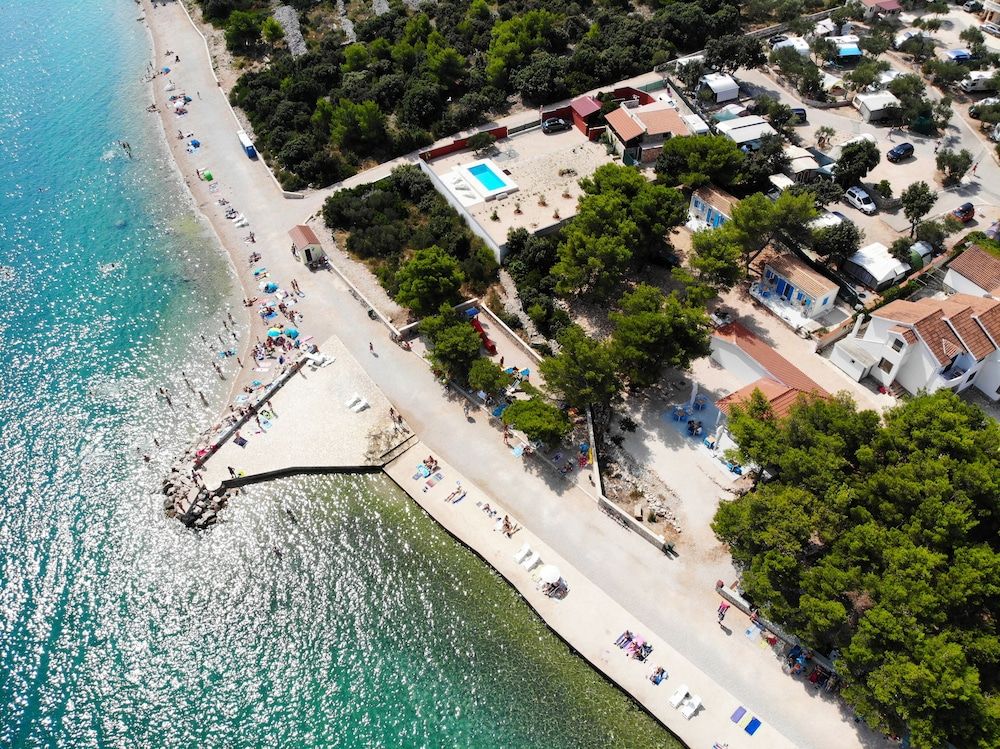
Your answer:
[961,71,997,93]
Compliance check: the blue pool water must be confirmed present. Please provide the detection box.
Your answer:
[0,2,680,747]
[468,162,507,192]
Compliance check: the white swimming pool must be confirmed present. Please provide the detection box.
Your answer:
[453,158,518,202]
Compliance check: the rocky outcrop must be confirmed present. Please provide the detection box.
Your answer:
[273,5,307,57]
[162,462,238,530]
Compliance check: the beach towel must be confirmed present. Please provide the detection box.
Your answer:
[425,477,439,488]
[411,472,423,481]
[745,718,761,736]
[260,419,273,430]
[433,472,444,481]
[731,707,746,723]
[234,394,249,404]
[234,436,248,447]
[451,492,466,504]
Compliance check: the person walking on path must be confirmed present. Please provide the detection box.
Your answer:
[369,342,374,354]
[717,602,731,624]
[228,466,236,478]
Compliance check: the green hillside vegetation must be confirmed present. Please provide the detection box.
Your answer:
[713,390,1000,749]
[207,0,766,188]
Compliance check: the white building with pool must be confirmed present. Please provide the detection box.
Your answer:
[440,158,519,207]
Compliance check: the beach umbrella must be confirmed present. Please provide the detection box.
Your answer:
[190,139,200,148]
[162,66,170,73]
[267,328,282,338]
[512,444,524,458]
[285,327,299,339]
[264,282,278,293]
[538,565,561,584]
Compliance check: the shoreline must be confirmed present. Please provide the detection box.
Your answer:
[136,4,886,749]
[134,3,710,741]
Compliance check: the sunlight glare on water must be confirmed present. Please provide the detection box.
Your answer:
[0,1,681,747]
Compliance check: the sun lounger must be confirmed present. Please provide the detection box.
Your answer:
[520,551,541,570]
[681,695,702,720]
[345,393,362,408]
[669,685,689,709]
[351,398,369,412]
[513,543,531,563]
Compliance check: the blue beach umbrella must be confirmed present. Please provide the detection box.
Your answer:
[285,328,299,339]
[264,282,278,293]
[267,328,282,338]
[162,67,170,73]
[190,139,200,148]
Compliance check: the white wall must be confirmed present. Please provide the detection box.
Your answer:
[943,269,990,297]
[896,344,942,395]
[973,352,1000,401]
[710,339,771,385]
[830,341,870,381]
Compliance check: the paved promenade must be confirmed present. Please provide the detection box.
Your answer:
[386,444,796,749]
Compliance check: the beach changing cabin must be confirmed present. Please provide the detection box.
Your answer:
[289,224,325,265]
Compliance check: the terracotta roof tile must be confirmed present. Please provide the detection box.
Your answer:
[716,378,820,418]
[975,303,1000,346]
[605,108,644,142]
[571,95,601,119]
[288,224,320,248]
[913,310,966,366]
[946,307,995,360]
[873,299,929,324]
[713,322,828,395]
[635,106,688,138]
[888,325,917,345]
[948,245,1000,296]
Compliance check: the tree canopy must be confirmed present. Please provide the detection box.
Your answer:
[421,307,482,378]
[395,246,465,315]
[502,396,571,446]
[812,220,863,266]
[610,284,712,387]
[713,391,1000,749]
[539,324,620,411]
[654,135,745,188]
[834,139,880,187]
[900,181,937,237]
[552,164,687,296]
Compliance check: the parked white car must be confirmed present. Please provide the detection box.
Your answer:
[982,22,1000,37]
[844,186,877,215]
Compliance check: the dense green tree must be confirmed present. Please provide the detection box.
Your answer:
[936,148,974,186]
[328,99,387,154]
[485,10,563,87]
[654,135,745,188]
[468,357,510,393]
[421,307,482,378]
[689,225,744,292]
[787,180,844,208]
[812,220,863,266]
[513,51,569,104]
[914,216,962,250]
[539,325,620,411]
[261,16,284,50]
[844,59,891,91]
[728,191,817,273]
[900,181,937,237]
[225,10,264,54]
[552,164,686,296]
[395,246,465,315]
[502,396,571,446]
[610,284,711,387]
[704,35,765,75]
[834,139,880,187]
[713,391,1000,749]
[738,134,791,188]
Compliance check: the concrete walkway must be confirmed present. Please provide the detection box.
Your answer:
[144,3,890,747]
[386,444,797,749]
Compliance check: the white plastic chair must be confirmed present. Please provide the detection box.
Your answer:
[520,551,541,570]
[669,685,689,709]
[513,543,531,563]
[681,695,702,720]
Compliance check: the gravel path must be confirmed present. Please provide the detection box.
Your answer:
[273,5,307,57]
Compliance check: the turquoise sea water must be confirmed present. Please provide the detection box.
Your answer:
[0,2,680,747]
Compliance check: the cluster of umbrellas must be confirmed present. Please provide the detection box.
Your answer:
[268,326,298,339]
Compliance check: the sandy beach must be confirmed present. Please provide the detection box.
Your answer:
[137,3,894,748]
